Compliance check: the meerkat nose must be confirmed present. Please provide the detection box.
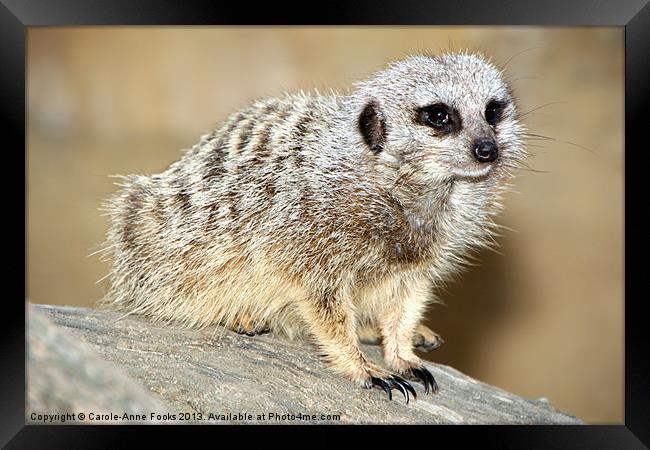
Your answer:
[472,139,499,163]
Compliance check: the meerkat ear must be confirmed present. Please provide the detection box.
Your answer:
[358,101,386,154]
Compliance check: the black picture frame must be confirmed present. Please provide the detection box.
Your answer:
[5,0,648,447]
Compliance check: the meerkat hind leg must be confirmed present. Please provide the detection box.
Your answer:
[359,323,444,352]
[357,323,382,345]
[295,295,417,403]
[230,313,270,337]
[413,324,444,352]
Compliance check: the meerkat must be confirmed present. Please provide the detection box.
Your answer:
[99,52,526,403]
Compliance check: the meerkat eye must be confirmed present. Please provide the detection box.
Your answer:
[420,104,451,128]
[414,103,461,135]
[485,100,507,126]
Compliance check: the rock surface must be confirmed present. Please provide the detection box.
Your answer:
[28,303,582,424]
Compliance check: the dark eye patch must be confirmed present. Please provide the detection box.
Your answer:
[485,100,508,126]
[414,103,462,135]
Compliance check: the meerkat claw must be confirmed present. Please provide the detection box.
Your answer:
[235,326,253,336]
[388,377,409,403]
[371,377,393,401]
[389,375,417,403]
[235,324,270,336]
[370,375,416,403]
[408,366,438,394]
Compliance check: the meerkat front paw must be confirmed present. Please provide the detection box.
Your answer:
[385,356,439,395]
[404,366,438,394]
[413,324,444,352]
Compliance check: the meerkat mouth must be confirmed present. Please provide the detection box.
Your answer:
[449,162,495,180]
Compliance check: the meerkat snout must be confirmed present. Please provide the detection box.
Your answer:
[472,139,499,163]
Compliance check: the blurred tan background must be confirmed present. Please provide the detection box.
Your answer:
[26,27,623,423]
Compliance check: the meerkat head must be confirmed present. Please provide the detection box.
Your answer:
[352,53,526,183]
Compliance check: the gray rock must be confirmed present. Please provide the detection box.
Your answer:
[28,303,583,424]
